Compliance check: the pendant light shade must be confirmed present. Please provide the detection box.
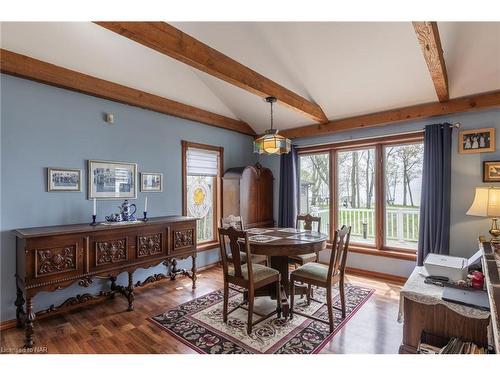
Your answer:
[253,97,291,155]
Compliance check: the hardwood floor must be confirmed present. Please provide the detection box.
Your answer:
[0,266,403,354]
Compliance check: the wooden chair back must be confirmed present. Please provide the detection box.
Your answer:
[218,226,253,285]
[327,225,351,281]
[296,214,321,232]
[220,215,244,230]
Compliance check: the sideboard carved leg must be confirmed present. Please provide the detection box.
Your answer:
[24,297,35,348]
[15,281,26,328]
[126,272,134,311]
[191,255,197,290]
[170,259,178,280]
[109,276,117,299]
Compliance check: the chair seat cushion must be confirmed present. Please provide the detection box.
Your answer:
[229,263,279,282]
[291,262,329,283]
[289,252,317,264]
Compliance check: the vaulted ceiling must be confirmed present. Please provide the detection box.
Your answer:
[1,21,499,135]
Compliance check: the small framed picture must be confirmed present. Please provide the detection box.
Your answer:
[459,127,495,154]
[88,160,137,199]
[141,172,163,192]
[483,161,500,182]
[47,168,82,192]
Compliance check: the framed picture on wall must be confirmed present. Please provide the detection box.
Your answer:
[458,127,495,154]
[140,172,163,192]
[483,161,500,182]
[88,160,137,199]
[47,168,82,192]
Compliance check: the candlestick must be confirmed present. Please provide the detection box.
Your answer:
[144,196,148,213]
[90,214,97,226]
[143,211,148,222]
[93,198,96,216]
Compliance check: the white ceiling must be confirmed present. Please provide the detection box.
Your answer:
[1,22,499,134]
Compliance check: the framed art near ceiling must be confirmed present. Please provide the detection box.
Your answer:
[483,161,500,182]
[458,127,495,154]
[88,160,137,199]
[140,172,163,192]
[47,168,82,192]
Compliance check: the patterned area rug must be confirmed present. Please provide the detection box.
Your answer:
[150,284,374,354]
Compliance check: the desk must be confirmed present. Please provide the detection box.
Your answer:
[481,242,500,353]
[398,267,490,353]
[246,228,328,317]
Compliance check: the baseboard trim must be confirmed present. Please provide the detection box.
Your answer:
[345,266,407,285]
[0,260,222,332]
[197,261,220,272]
[0,318,17,331]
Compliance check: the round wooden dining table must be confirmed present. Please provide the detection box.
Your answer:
[246,228,328,317]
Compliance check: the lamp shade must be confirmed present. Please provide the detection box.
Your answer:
[466,187,500,217]
[253,132,291,155]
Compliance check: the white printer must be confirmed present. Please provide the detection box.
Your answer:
[423,251,482,282]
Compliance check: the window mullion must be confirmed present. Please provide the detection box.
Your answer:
[330,150,337,241]
[375,144,384,250]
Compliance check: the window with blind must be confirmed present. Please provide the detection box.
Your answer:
[182,141,223,245]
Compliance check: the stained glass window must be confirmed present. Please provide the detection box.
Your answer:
[183,143,222,244]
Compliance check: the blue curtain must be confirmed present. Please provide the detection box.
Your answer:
[417,123,453,266]
[278,145,298,227]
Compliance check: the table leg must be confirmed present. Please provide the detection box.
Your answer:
[252,255,312,318]
[270,256,290,317]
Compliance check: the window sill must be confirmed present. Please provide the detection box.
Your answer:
[197,241,219,252]
[327,243,417,261]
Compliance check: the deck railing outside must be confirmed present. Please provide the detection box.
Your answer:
[313,207,419,244]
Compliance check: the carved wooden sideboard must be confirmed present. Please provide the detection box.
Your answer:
[13,216,197,348]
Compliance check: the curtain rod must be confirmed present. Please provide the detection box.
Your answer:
[294,122,461,149]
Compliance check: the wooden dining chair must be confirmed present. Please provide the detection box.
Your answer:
[218,226,281,334]
[289,225,351,332]
[220,215,267,265]
[220,214,244,230]
[288,214,322,267]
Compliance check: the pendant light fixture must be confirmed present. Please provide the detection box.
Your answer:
[253,96,291,155]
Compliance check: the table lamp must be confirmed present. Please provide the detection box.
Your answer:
[467,187,500,243]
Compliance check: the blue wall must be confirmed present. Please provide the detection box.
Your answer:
[0,74,257,322]
[260,109,500,276]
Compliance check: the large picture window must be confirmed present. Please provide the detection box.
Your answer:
[297,133,424,254]
[182,141,223,246]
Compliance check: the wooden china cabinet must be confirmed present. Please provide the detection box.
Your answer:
[222,163,274,228]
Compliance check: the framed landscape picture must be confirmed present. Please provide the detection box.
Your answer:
[88,160,137,199]
[141,172,163,192]
[483,161,500,182]
[458,127,495,154]
[47,168,82,192]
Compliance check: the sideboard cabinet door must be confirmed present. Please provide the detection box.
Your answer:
[25,234,86,285]
[170,222,197,257]
[90,230,131,271]
[134,225,168,260]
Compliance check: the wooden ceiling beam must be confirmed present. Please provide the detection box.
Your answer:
[0,49,255,136]
[280,91,500,139]
[413,21,449,102]
[94,21,329,124]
